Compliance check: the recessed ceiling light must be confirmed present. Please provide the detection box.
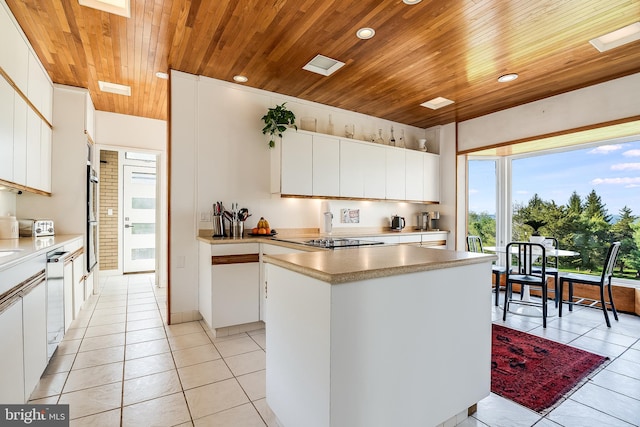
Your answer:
[78,0,130,18]
[356,27,375,40]
[420,97,454,110]
[403,0,422,4]
[590,22,640,52]
[303,54,345,76]
[98,80,131,96]
[233,75,248,83]
[498,73,519,83]
[155,72,169,80]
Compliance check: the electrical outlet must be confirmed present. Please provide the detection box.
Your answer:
[200,211,211,222]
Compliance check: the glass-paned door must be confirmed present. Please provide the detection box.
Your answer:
[468,159,499,247]
[123,165,156,273]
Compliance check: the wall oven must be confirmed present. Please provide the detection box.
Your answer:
[87,165,98,272]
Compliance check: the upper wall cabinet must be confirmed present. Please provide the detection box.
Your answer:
[272,129,439,203]
[0,77,14,182]
[27,51,53,123]
[0,3,29,92]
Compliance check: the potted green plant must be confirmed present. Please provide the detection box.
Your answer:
[261,102,297,148]
[524,219,546,243]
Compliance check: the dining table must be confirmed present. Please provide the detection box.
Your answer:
[484,245,579,317]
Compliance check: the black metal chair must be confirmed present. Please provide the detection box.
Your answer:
[466,235,506,306]
[559,242,621,327]
[503,242,549,327]
[532,237,559,307]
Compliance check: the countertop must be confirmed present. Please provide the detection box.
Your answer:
[0,235,83,271]
[263,244,496,284]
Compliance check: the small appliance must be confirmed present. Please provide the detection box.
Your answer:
[427,211,440,231]
[391,215,405,231]
[18,219,55,237]
[417,212,429,231]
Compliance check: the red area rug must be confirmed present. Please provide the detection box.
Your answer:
[491,324,608,413]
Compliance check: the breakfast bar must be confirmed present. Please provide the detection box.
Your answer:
[263,245,497,427]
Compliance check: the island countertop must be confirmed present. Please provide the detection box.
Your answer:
[263,244,496,284]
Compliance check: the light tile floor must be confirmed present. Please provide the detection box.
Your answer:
[28,274,640,426]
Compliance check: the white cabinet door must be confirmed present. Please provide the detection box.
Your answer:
[25,108,41,189]
[0,77,14,182]
[385,147,405,200]
[281,132,312,196]
[340,139,365,198]
[85,92,95,139]
[0,4,29,92]
[312,135,340,197]
[13,95,27,185]
[22,279,47,402]
[0,299,25,404]
[63,260,73,331]
[363,144,386,199]
[405,150,424,201]
[210,243,260,329]
[423,153,440,202]
[260,244,305,321]
[40,124,52,192]
[72,253,85,318]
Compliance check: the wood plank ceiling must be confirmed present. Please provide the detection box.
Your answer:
[7,0,640,128]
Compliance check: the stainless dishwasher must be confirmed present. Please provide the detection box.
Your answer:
[46,250,69,359]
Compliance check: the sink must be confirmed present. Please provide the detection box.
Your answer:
[0,249,24,258]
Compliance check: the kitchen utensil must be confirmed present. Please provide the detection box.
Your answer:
[391,215,405,231]
[230,221,244,238]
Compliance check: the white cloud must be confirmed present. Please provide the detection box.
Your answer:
[611,163,640,171]
[515,190,529,195]
[469,189,479,194]
[588,144,623,154]
[626,184,640,188]
[591,177,640,185]
[623,149,640,157]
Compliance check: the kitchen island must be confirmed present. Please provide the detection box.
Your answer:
[263,245,496,427]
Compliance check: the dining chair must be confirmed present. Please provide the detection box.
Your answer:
[559,241,621,327]
[466,235,506,306]
[503,242,549,327]
[531,237,559,307]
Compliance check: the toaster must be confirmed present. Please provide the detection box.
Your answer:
[18,219,55,237]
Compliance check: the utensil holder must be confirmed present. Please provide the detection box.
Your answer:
[212,215,224,237]
[230,221,244,238]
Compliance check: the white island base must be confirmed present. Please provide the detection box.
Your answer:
[265,260,492,427]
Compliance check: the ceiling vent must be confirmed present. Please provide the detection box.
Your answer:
[98,80,131,96]
[420,97,454,110]
[303,55,345,76]
[590,22,640,52]
[79,0,131,18]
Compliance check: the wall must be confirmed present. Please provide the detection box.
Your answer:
[170,71,436,321]
[458,72,640,151]
[99,150,118,270]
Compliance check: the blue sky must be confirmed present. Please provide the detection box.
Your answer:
[468,140,640,218]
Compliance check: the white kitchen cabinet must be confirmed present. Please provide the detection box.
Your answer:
[260,243,305,321]
[13,95,27,185]
[199,242,260,330]
[405,150,424,201]
[72,252,86,319]
[340,139,366,198]
[272,131,313,196]
[40,124,52,192]
[22,277,47,402]
[363,143,386,199]
[385,147,405,200]
[0,2,29,92]
[423,152,440,202]
[63,258,73,332]
[0,77,14,182]
[312,134,340,197]
[27,51,53,123]
[85,91,95,140]
[25,108,42,190]
[0,298,25,404]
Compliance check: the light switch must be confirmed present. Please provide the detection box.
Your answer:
[107,208,113,216]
